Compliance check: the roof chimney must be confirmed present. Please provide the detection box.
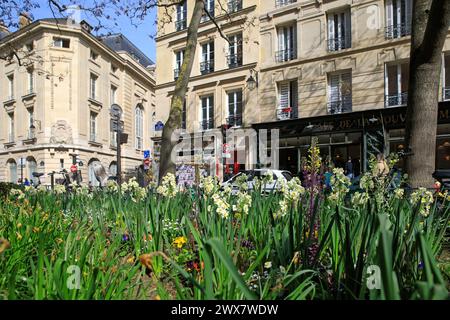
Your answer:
[19,12,32,29]
[0,20,9,34]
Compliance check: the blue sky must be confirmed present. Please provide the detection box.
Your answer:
[26,2,158,62]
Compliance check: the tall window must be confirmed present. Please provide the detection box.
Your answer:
[175,1,187,31]
[228,0,243,13]
[276,24,297,63]
[27,69,34,93]
[443,54,450,101]
[385,62,409,107]
[200,41,215,74]
[174,49,185,79]
[27,158,37,184]
[28,108,34,139]
[227,33,243,68]
[201,0,215,22]
[277,80,298,120]
[110,85,117,104]
[200,95,214,130]
[8,112,14,142]
[135,105,144,150]
[8,160,17,183]
[327,9,351,51]
[328,72,352,114]
[90,111,97,141]
[90,74,98,100]
[385,0,412,39]
[227,90,243,127]
[7,74,14,100]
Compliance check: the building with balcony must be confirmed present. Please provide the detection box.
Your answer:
[156,0,450,180]
[0,16,155,185]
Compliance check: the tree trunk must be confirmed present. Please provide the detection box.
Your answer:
[405,0,450,188]
[158,0,205,184]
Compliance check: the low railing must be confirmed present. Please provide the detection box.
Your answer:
[226,114,243,127]
[275,48,297,63]
[385,23,411,39]
[200,60,215,74]
[327,95,352,114]
[385,92,408,107]
[199,119,215,131]
[276,106,297,120]
[227,54,242,68]
[327,36,351,52]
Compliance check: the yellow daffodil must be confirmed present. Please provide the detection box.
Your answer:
[172,236,187,249]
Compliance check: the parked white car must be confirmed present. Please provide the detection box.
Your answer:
[222,169,294,194]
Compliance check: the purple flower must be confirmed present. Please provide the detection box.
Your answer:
[418,261,424,269]
[241,239,255,250]
[122,234,130,242]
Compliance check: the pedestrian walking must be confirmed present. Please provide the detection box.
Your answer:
[345,156,354,179]
[376,153,389,177]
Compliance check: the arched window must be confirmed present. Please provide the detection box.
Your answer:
[26,157,37,185]
[88,158,101,187]
[135,104,144,150]
[109,161,117,177]
[7,159,17,183]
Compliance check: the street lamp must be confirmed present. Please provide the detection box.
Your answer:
[246,69,258,91]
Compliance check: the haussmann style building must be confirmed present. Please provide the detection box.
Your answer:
[0,14,156,186]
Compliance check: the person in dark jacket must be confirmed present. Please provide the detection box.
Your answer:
[345,156,354,179]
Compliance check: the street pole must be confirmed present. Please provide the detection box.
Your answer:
[116,116,122,185]
[20,158,23,184]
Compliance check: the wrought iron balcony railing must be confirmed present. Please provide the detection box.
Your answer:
[200,60,215,74]
[228,0,243,13]
[275,48,297,63]
[328,95,352,114]
[385,23,411,39]
[385,92,408,107]
[276,106,298,120]
[227,54,242,68]
[226,114,243,127]
[175,19,187,31]
[327,36,351,52]
[443,87,450,101]
[199,119,215,131]
[276,0,296,8]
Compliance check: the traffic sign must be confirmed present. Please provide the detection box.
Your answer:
[143,150,151,159]
[144,158,150,166]
[70,164,78,173]
[111,119,124,131]
[110,104,123,118]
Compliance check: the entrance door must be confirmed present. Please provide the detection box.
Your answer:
[279,148,298,174]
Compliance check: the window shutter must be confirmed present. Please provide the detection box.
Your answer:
[327,14,335,41]
[404,0,412,32]
[290,81,298,117]
[386,0,393,30]
[345,10,351,45]
[329,74,340,101]
[236,90,243,116]
[279,82,289,108]
[202,97,207,121]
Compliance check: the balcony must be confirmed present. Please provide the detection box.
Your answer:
[385,92,408,107]
[228,0,243,13]
[275,48,297,63]
[226,114,243,127]
[385,23,411,39]
[276,0,296,7]
[327,37,351,52]
[443,87,450,101]
[276,106,298,120]
[200,60,214,75]
[327,95,352,114]
[175,19,187,31]
[199,119,215,131]
[227,54,242,68]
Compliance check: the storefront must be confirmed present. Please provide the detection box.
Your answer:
[252,101,450,176]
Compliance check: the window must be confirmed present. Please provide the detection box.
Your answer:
[385,62,409,107]
[443,54,450,101]
[200,41,215,74]
[53,37,70,48]
[201,0,215,22]
[181,100,187,130]
[227,33,243,68]
[111,65,118,73]
[90,50,99,61]
[28,108,34,139]
[327,9,351,51]
[276,24,297,62]
[227,90,243,127]
[200,95,214,130]
[8,112,14,142]
[90,73,98,100]
[328,72,352,114]
[175,1,187,31]
[7,74,14,100]
[27,69,34,94]
[277,80,298,120]
[90,111,97,142]
[276,0,296,7]
[385,0,412,39]
[135,105,144,150]
[228,0,242,13]
[174,49,185,79]
[111,85,117,104]
[27,158,37,185]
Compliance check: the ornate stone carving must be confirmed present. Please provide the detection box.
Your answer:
[50,120,73,144]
